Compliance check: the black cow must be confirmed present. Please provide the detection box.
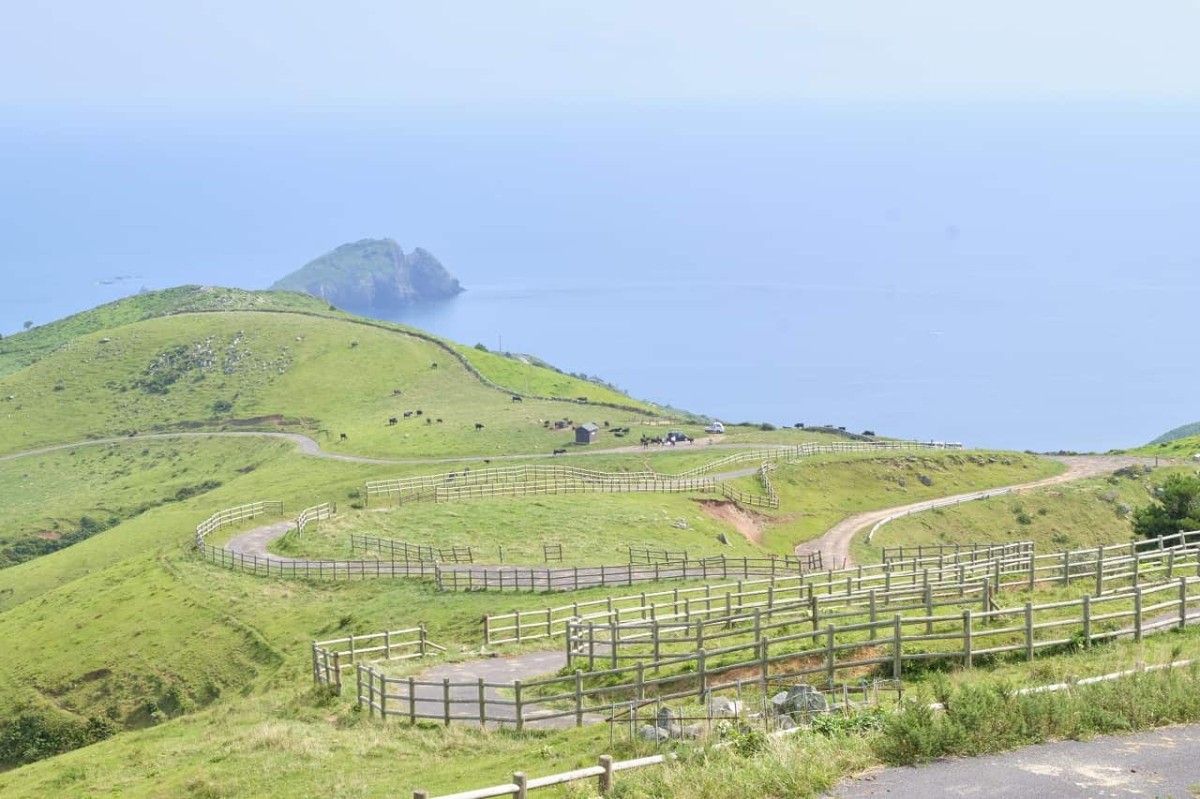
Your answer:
[339,433,348,441]
[436,418,444,423]
[403,411,413,418]
[512,395,523,402]
[416,410,423,416]
[474,423,484,431]
[388,417,398,426]
[552,448,566,455]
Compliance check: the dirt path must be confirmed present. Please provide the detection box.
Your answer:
[794,455,1163,570]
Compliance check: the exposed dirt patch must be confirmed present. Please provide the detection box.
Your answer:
[32,530,62,540]
[698,499,767,545]
[224,415,287,427]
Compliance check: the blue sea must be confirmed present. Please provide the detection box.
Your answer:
[2,103,1198,452]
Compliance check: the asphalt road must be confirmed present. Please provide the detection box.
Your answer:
[828,724,1200,798]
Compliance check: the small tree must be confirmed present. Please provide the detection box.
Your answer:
[1132,474,1200,541]
[23,321,33,330]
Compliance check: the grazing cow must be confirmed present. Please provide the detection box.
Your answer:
[474,423,484,431]
[339,433,348,441]
[512,395,523,402]
[388,417,398,426]
[431,362,438,369]
[403,411,413,418]
[603,420,609,427]
[416,410,423,416]
[393,389,403,396]
[483,459,491,464]
[552,448,566,455]
[426,418,432,425]
[436,418,444,423]
[576,396,588,403]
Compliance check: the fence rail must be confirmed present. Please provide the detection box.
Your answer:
[194,500,285,548]
[367,566,1200,732]
[484,532,1200,644]
[351,534,475,564]
[313,625,443,691]
[867,489,1015,542]
[297,501,336,535]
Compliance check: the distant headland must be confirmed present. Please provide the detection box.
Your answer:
[271,238,464,310]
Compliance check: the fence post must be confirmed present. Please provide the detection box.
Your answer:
[515,610,522,643]
[1134,587,1143,643]
[334,651,342,692]
[1169,549,1176,580]
[311,643,320,684]
[419,624,428,657]
[1028,547,1036,590]
[443,678,452,726]
[924,584,933,635]
[962,610,973,669]
[892,614,903,680]
[409,677,417,723]
[981,577,991,612]
[636,661,645,700]
[514,771,528,799]
[357,664,366,715]
[825,624,836,684]
[697,648,707,698]
[477,678,487,727]
[380,674,388,721]
[413,791,429,799]
[1024,602,1034,661]
[1181,577,1189,630]
[1062,551,1071,587]
[483,615,491,646]
[1096,547,1104,594]
[575,671,584,727]
[599,755,614,794]
[514,680,524,732]
[810,591,819,630]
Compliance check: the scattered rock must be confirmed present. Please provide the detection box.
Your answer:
[918,474,934,487]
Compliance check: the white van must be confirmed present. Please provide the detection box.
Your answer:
[705,422,725,434]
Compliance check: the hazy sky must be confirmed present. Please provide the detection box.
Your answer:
[4,1,1200,113]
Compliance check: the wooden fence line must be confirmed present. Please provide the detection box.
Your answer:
[193,500,285,548]
[296,501,335,535]
[483,532,1200,644]
[312,625,444,691]
[362,570,1200,731]
[351,534,475,564]
[867,489,1015,542]
[881,541,1033,564]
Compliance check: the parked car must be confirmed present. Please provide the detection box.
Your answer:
[666,430,690,443]
[704,422,725,434]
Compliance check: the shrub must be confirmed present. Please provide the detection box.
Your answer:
[759,422,777,431]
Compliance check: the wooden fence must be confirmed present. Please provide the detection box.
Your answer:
[296,501,335,535]
[198,546,441,579]
[350,534,475,564]
[313,625,443,691]
[483,532,1200,645]
[881,541,1033,565]
[362,570,1200,731]
[194,500,285,549]
[436,555,811,595]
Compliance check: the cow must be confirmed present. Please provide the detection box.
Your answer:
[436,418,444,423]
[416,410,423,416]
[388,417,398,426]
[339,433,348,441]
[552,448,566,455]
[512,395,523,402]
[474,423,484,431]
[430,362,438,369]
[403,411,413,418]
[426,418,432,425]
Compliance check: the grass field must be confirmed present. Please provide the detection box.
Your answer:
[3,289,1192,797]
[859,463,1186,563]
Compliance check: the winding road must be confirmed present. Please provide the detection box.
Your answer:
[794,454,1162,570]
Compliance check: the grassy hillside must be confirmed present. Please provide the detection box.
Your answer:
[860,463,1200,563]
[1149,421,1200,445]
[0,311,668,458]
[0,291,1144,797]
[1133,432,1200,459]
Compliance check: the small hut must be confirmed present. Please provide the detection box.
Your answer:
[575,423,600,445]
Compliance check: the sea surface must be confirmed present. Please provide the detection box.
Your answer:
[3,103,1198,452]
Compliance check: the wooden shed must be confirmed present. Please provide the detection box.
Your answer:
[575,423,600,445]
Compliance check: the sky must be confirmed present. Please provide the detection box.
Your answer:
[3,2,1200,114]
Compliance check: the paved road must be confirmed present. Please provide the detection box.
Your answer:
[0,430,752,467]
[829,724,1200,798]
[795,455,1165,570]
[396,650,604,729]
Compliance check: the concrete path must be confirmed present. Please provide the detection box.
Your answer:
[0,430,761,467]
[396,650,604,729]
[795,455,1164,570]
[828,724,1200,798]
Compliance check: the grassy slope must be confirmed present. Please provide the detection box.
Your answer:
[0,293,1128,797]
[1130,432,1200,458]
[751,451,1063,556]
[861,464,1184,562]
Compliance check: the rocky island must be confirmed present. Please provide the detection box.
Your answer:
[271,238,463,310]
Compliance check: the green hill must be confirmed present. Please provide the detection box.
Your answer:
[1149,421,1200,446]
[0,290,1164,797]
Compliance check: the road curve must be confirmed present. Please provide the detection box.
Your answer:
[0,430,759,467]
[794,455,1163,570]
